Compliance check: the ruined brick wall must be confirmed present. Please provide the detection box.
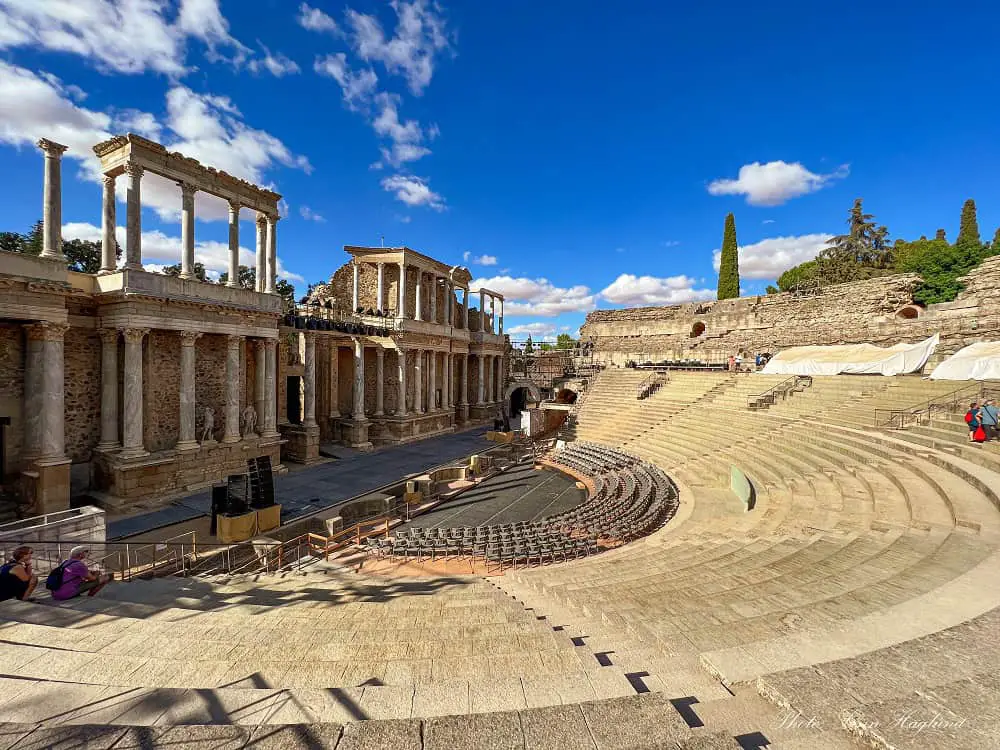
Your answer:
[145,330,180,453]
[0,324,24,474]
[195,334,230,442]
[64,327,100,463]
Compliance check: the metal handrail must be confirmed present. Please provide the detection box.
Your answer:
[747,375,813,409]
[874,381,1000,429]
[636,371,668,400]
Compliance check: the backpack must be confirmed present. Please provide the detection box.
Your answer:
[965,411,974,424]
[45,561,70,591]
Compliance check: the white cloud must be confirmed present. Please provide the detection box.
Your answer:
[762,219,775,224]
[176,0,249,65]
[380,174,444,210]
[114,108,162,141]
[468,254,497,266]
[299,205,325,222]
[661,240,680,247]
[600,274,716,306]
[707,161,849,206]
[62,221,305,283]
[297,2,339,34]
[471,275,597,317]
[247,46,300,77]
[508,322,557,338]
[711,233,833,280]
[346,0,452,95]
[314,53,379,110]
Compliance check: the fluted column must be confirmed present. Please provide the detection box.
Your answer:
[253,338,266,436]
[37,139,68,261]
[462,290,469,329]
[489,297,496,334]
[124,163,144,270]
[227,201,240,287]
[352,261,361,311]
[255,215,267,292]
[460,354,469,407]
[445,353,453,409]
[22,329,43,461]
[266,215,278,294]
[479,291,487,332]
[120,328,149,459]
[328,344,340,419]
[179,183,197,280]
[375,347,385,416]
[477,355,485,404]
[303,333,317,428]
[414,349,423,413]
[484,355,492,404]
[176,331,201,450]
[499,298,504,335]
[100,175,117,273]
[397,262,407,318]
[262,339,279,438]
[445,281,452,326]
[429,276,438,323]
[352,338,365,420]
[97,329,120,450]
[24,323,69,462]
[415,271,423,321]
[396,348,407,416]
[429,350,437,410]
[376,263,385,312]
[223,335,243,442]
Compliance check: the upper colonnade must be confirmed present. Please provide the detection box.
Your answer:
[92,134,283,293]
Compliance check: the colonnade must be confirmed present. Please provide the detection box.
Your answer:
[21,322,69,465]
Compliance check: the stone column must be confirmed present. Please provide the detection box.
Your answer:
[429,350,437,410]
[375,347,385,416]
[176,331,201,450]
[100,175,117,273]
[24,323,69,462]
[479,291,487,332]
[415,271,423,321]
[352,338,365,420]
[460,354,469,418]
[352,261,361,311]
[495,356,503,402]
[444,353,452,409]
[37,139,68,261]
[477,355,485,404]
[22,329,43,461]
[179,183,197,280]
[396,348,407,416]
[97,329,120,451]
[223,335,243,442]
[255,215,267,292]
[429,276,438,323]
[499,298,504,335]
[397,262,407,317]
[376,263,385,312]
[414,349,423,413]
[328,344,340,419]
[484,355,492,403]
[266,214,278,294]
[253,338,266,436]
[227,201,240,287]
[124,163,144,271]
[445,281,452,326]
[262,339,279,438]
[303,333,317,428]
[120,328,149,459]
[490,297,496,334]
[462,290,469,329]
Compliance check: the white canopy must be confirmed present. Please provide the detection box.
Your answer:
[929,341,1000,380]
[761,334,939,377]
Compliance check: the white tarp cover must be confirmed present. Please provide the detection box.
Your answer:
[929,341,1000,380]
[761,334,939,377]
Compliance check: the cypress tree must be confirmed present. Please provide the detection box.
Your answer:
[717,212,740,300]
[956,199,981,249]
[992,227,1000,252]
[935,228,947,242]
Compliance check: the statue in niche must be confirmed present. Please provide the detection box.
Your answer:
[200,407,216,444]
[242,405,258,437]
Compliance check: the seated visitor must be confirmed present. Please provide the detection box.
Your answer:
[981,399,999,440]
[0,546,38,602]
[966,402,986,443]
[49,547,113,600]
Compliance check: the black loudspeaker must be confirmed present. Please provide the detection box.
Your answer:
[247,456,275,508]
[226,474,249,516]
[210,484,227,534]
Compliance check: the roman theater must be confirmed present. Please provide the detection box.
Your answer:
[2,136,999,750]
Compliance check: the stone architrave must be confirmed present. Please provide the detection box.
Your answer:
[176,330,202,451]
[328,344,340,419]
[396,348,407,415]
[120,328,149,459]
[265,214,278,294]
[227,200,240,287]
[37,139,68,261]
[124,163,144,270]
[223,335,244,443]
[375,347,385,417]
[303,332,317,427]
[100,175,117,273]
[262,339,279,438]
[97,329,120,450]
[179,182,197,280]
[24,322,69,462]
[352,338,365,420]
[255,215,267,293]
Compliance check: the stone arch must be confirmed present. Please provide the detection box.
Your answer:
[690,321,706,337]
[504,380,542,417]
[895,304,923,320]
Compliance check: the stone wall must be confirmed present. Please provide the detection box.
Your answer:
[195,334,232,442]
[0,324,24,475]
[64,326,100,463]
[146,330,180,453]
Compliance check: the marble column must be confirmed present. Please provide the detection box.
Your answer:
[37,139,68,261]
[24,323,69,462]
[223,335,243,442]
[414,349,423,413]
[265,215,278,294]
[352,338,365,420]
[444,353,452,409]
[484,355,492,404]
[396,349,407,416]
[179,183,197,280]
[22,329,43,461]
[255,215,267,292]
[477,355,485,404]
[462,290,469,329]
[100,175,117,273]
[227,201,240,287]
[479,291,487,332]
[124,163,144,271]
[120,328,149,459]
[460,354,469,406]
[495,356,503,402]
[490,297,496,334]
[499,298,504,335]
[328,344,340,419]
[445,281,453,326]
[252,338,266,436]
[176,331,201,450]
[375,347,385,416]
[352,261,361,311]
[415,271,423,321]
[429,350,437,410]
[397,262,407,317]
[429,276,437,324]
[376,263,385,312]
[97,329,120,451]
[303,333,317,428]
[262,339,279,438]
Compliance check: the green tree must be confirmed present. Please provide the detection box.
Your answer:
[777,259,821,292]
[555,333,576,349]
[0,232,24,253]
[524,335,534,354]
[765,284,779,294]
[62,239,103,274]
[717,212,740,299]
[992,227,1000,252]
[218,265,296,307]
[956,199,981,252]
[814,198,892,284]
[896,237,974,304]
[935,229,947,242]
[163,262,207,281]
[22,220,43,256]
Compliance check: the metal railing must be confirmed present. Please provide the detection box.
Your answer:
[874,381,1000,429]
[747,375,813,410]
[636,371,668,400]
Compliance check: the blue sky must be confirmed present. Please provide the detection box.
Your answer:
[2,1,1000,341]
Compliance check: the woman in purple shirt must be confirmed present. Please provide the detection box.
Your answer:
[51,546,113,601]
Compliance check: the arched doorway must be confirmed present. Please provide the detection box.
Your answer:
[895,304,922,320]
[504,380,542,419]
[690,321,706,338]
[555,388,578,405]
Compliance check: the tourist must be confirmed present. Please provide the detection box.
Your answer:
[0,546,38,602]
[50,547,113,601]
[965,402,986,443]
[728,355,736,372]
[982,399,1000,440]
[734,353,744,373]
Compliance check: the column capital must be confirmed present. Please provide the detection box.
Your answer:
[124,162,144,179]
[256,213,268,227]
[25,321,69,342]
[227,333,246,347]
[178,181,198,199]
[228,199,241,214]
[37,138,68,157]
[121,327,149,344]
[102,173,116,188]
[376,346,385,358]
[98,328,119,345]
[179,330,203,346]
[251,337,271,352]
[266,213,280,226]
